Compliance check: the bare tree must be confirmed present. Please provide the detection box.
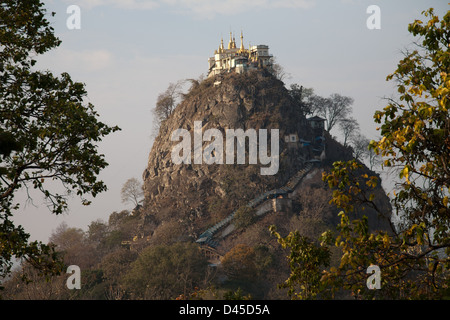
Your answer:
[48,222,98,269]
[270,56,289,82]
[183,74,206,94]
[151,80,184,135]
[2,262,67,299]
[313,93,354,133]
[350,133,370,161]
[339,117,360,147]
[121,178,144,207]
[288,186,333,240]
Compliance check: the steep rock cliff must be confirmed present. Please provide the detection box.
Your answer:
[140,70,391,254]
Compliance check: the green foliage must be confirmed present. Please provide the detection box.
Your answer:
[220,243,274,299]
[100,249,138,285]
[102,230,125,249]
[223,287,252,300]
[0,0,119,281]
[322,160,380,214]
[270,226,330,299]
[4,3,448,302]
[233,206,257,229]
[320,8,450,299]
[68,269,107,300]
[221,244,258,282]
[287,84,315,116]
[122,242,208,299]
[373,8,450,240]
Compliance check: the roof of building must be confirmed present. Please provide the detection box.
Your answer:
[307,116,326,122]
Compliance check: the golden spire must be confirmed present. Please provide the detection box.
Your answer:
[219,37,224,52]
[239,31,244,52]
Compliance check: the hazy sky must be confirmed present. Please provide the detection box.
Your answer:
[12,0,448,242]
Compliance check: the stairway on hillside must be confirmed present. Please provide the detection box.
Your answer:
[196,161,316,248]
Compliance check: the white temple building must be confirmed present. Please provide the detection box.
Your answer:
[208,32,273,77]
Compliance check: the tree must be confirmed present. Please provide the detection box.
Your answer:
[48,222,98,269]
[122,242,208,299]
[151,80,184,137]
[0,0,119,280]
[120,178,143,207]
[288,186,334,240]
[2,260,67,299]
[313,93,354,133]
[100,248,137,300]
[270,57,289,82]
[220,244,273,298]
[350,132,370,161]
[233,206,256,229]
[345,130,382,170]
[288,84,315,116]
[221,244,257,282]
[270,226,331,300]
[153,81,184,124]
[321,8,450,299]
[338,117,360,147]
[367,146,382,171]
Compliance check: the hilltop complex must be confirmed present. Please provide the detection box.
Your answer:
[208,32,273,77]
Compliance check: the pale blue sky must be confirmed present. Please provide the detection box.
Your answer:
[13,0,448,242]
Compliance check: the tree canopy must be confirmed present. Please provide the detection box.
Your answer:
[121,178,144,207]
[280,7,450,299]
[122,242,208,299]
[0,0,119,281]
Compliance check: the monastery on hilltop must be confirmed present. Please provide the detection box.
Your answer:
[208,32,273,77]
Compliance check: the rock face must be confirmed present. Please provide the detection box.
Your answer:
[140,70,391,253]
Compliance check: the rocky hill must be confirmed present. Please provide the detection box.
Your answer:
[138,69,391,263]
[2,69,393,300]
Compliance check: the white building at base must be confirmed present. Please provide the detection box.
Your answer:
[208,32,273,78]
